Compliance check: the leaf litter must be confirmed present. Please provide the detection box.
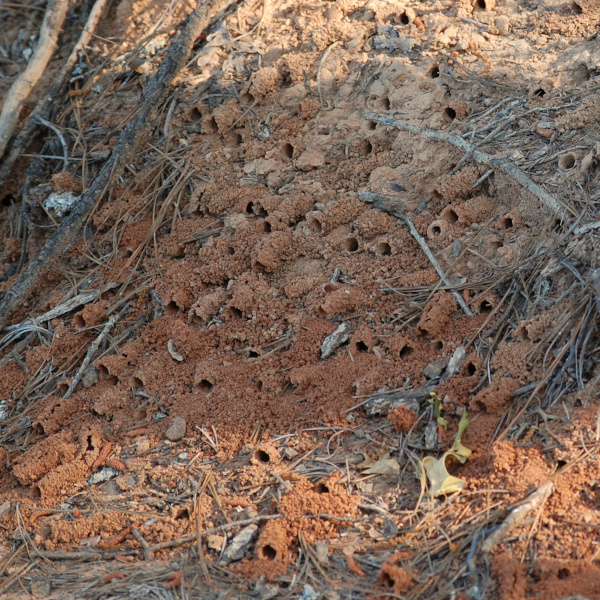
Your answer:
[1,0,600,598]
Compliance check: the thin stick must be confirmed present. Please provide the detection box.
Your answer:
[0,0,110,188]
[395,212,474,317]
[63,305,129,399]
[318,41,342,107]
[130,526,153,561]
[0,0,233,330]
[33,115,69,171]
[148,514,282,552]
[0,0,69,159]
[481,480,554,553]
[363,112,573,218]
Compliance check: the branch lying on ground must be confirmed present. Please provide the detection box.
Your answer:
[481,480,554,553]
[0,0,70,160]
[358,192,474,316]
[363,111,574,219]
[0,0,234,330]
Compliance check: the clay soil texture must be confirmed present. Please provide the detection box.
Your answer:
[2,0,600,598]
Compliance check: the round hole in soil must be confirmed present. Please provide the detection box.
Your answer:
[559,153,576,170]
[431,189,443,201]
[533,88,546,98]
[572,1,582,13]
[204,117,218,134]
[381,572,395,588]
[377,242,391,256]
[245,201,255,214]
[557,568,570,580]
[255,449,270,463]
[444,209,459,224]
[1,194,15,207]
[344,237,359,252]
[399,344,414,359]
[429,65,440,79]
[72,314,85,329]
[227,307,243,319]
[165,301,179,315]
[435,341,444,351]
[502,217,514,229]
[356,341,368,352]
[58,382,69,395]
[466,362,476,376]
[228,246,236,255]
[476,0,487,9]
[261,545,277,561]
[198,379,213,390]
[444,107,456,121]
[189,107,202,122]
[431,225,442,237]
[368,121,377,130]
[263,221,272,233]
[479,300,493,313]
[315,482,330,494]
[282,143,294,159]
[356,140,373,156]
[32,485,41,499]
[241,91,254,104]
[248,350,260,358]
[308,217,322,233]
[256,380,263,391]
[399,11,410,24]
[473,400,487,413]
[131,376,144,389]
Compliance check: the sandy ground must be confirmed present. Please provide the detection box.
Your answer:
[1,0,600,598]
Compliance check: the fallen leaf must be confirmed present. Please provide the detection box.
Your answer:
[358,451,400,475]
[419,412,472,497]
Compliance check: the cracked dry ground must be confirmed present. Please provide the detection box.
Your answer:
[2,0,600,598]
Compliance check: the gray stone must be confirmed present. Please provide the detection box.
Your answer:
[221,524,258,563]
[81,367,98,388]
[165,416,186,441]
[447,346,466,376]
[31,580,51,598]
[423,359,447,380]
[321,322,351,359]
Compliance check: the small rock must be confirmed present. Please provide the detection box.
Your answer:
[325,6,343,20]
[31,580,51,598]
[87,467,119,486]
[296,149,325,170]
[495,15,510,35]
[321,322,351,359]
[165,416,186,441]
[81,367,99,388]
[447,346,466,376]
[299,584,319,600]
[424,420,438,450]
[207,534,225,551]
[283,447,299,459]
[423,359,447,380]
[221,524,258,563]
[315,541,329,565]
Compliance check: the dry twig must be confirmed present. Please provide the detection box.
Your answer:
[0,0,69,159]
[481,480,554,553]
[363,111,573,218]
[0,0,234,330]
[0,0,110,188]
